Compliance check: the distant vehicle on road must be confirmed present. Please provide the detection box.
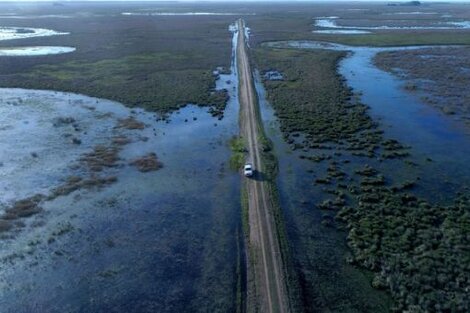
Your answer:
[244,163,254,177]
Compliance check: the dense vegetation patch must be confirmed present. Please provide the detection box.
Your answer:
[253,48,383,154]
[338,175,470,313]
[254,47,469,312]
[1,54,229,114]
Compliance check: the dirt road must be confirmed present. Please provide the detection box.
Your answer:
[237,19,290,313]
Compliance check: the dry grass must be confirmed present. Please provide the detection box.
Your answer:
[129,153,163,172]
[51,175,118,198]
[116,117,146,130]
[0,220,13,233]
[112,135,132,146]
[80,145,121,172]
[2,194,44,220]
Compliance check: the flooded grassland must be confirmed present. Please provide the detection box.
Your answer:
[243,2,470,49]
[1,2,470,312]
[0,9,238,114]
[0,84,242,313]
[0,19,243,313]
[0,26,74,56]
[253,42,469,313]
[375,47,470,129]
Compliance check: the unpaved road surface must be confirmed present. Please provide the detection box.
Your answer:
[237,19,290,313]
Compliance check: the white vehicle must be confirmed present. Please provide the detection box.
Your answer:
[244,163,254,177]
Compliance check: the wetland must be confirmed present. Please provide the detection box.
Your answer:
[0,1,469,312]
[254,38,470,312]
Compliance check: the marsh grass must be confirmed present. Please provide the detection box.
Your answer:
[0,195,44,237]
[0,14,235,114]
[229,136,247,171]
[129,153,163,172]
[116,116,145,130]
[51,176,118,198]
[80,145,121,172]
[375,47,470,128]
[2,195,44,220]
[255,45,470,312]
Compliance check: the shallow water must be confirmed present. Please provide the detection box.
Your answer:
[383,12,438,15]
[122,12,255,16]
[0,27,68,41]
[0,89,132,206]
[0,46,75,56]
[254,70,392,311]
[266,40,470,197]
[314,29,371,34]
[0,24,242,313]
[338,45,470,198]
[314,17,470,31]
[0,14,74,19]
[256,39,470,310]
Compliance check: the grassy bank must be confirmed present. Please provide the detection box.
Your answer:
[254,47,469,312]
[229,136,247,171]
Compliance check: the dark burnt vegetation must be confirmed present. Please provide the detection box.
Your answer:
[255,47,469,312]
